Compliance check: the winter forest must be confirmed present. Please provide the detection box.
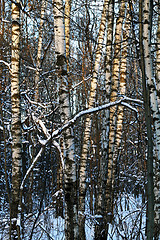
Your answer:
[0,0,160,239]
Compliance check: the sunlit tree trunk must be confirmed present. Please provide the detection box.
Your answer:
[79,0,109,239]
[53,0,78,239]
[34,0,45,101]
[95,1,113,238]
[105,0,126,224]
[10,1,22,239]
[64,0,71,73]
[109,7,130,217]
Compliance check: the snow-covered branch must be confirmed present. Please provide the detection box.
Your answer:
[25,94,47,108]
[29,96,143,142]
[20,96,142,190]
[51,97,143,138]
[71,74,92,89]
[20,147,44,190]
[32,114,50,138]
[121,102,138,113]
[53,140,64,170]
[122,96,143,105]
[32,114,64,169]
[35,223,55,240]
[0,60,11,70]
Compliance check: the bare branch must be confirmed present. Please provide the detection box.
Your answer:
[20,96,143,190]
[20,147,44,190]
[0,60,11,70]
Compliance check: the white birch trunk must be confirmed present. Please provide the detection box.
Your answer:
[154,1,160,236]
[10,1,22,239]
[53,0,78,239]
[79,0,109,238]
[156,1,160,107]
[143,0,160,157]
[143,1,160,236]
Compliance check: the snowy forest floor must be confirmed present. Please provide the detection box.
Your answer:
[0,193,146,240]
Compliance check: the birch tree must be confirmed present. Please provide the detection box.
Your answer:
[10,1,22,239]
[109,2,130,209]
[78,0,109,238]
[143,0,160,159]
[154,0,160,236]
[95,0,113,238]
[140,0,160,238]
[105,0,126,224]
[53,0,78,238]
[156,2,160,103]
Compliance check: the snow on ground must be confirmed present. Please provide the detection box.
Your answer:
[0,194,146,239]
[108,193,146,240]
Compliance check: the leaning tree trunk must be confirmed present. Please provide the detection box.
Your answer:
[53,0,78,239]
[78,1,109,239]
[10,1,22,240]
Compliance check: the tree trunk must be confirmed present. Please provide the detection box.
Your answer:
[139,0,154,239]
[95,0,113,238]
[10,1,22,239]
[78,1,109,239]
[154,1,160,237]
[53,0,78,238]
[34,0,45,102]
[105,0,126,225]
[64,0,71,73]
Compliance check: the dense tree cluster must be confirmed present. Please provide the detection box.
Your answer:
[0,0,160,239]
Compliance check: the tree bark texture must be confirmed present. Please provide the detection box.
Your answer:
[105,0,126,224]
[95,1,113,238]
[34,0,45,102]
[154,0,160,237]
[64,0,71,73]
[10,1,22,239]
[139,0,154,239]
[53,0,78,238]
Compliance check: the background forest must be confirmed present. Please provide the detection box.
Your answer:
[0,0,160,239]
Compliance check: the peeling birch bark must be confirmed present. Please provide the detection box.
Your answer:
[10,1,22,239]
